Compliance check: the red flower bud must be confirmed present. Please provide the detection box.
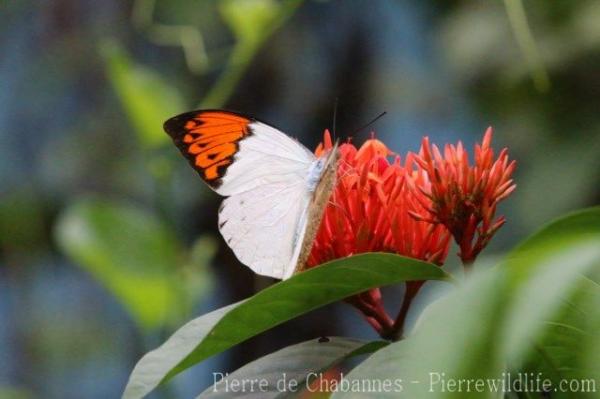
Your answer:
[411,127,516,266]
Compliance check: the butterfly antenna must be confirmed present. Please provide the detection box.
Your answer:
[332,97,339,142]
[350,111,387,137]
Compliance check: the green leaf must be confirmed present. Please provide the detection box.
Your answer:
[512,206,600,255]
[124,303,241,399]
[122,253,454,398]
[522,275,600,398]
[578,278,600,394]
[334,268,508,399]
[54,198,185,330]
[180,236,218,311]
[503,240,600,364]
[100,40,186,148]
[503,206,600,363]
[198,337,387,398]
[334,207,600,398]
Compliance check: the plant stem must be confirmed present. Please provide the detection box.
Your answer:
[461,257,475,274]
[346,290,393,336]
[384,283,420,341]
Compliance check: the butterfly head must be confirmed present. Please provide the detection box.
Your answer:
[307,141,340,193]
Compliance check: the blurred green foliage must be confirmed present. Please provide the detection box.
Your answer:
[524,274,600,391]
[0,387,32,399]
[54,198,214,331]
[503,0,550,92]
[202,0,302,107]
[83,0,306,336]
[0,188,46,257]
[101,41,186,149]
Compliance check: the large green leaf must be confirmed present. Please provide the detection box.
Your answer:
[577,276,600,397]
[334,268,508,399]
[512,206,600,255]
[55,198,190,330]
[504,206,600,363]
[335,207,600,398]
[122,253,454,398]
[492,209,600,397]
[198,337,387,398]
[503,240,600,364]
[521,275,600,398]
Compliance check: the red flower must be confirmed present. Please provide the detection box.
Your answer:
[310,131,451,268]
[411,127,516,266]
[309,128,515,339]
[311,131,451,339]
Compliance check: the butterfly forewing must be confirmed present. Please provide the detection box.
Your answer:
[163,110,252,191]
[218,180,311,279]
[164,110,315,196]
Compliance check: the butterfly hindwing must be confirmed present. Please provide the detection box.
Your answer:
[218,180,312,279]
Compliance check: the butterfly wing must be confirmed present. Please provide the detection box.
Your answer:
[218,181,312,279]
[164,109,318,279]
[164,110,315,196]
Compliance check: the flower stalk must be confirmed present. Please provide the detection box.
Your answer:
[345,289,392,335]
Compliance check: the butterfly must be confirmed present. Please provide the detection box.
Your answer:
[164,110,339,280]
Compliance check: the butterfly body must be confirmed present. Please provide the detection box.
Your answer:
[164,110,338,279]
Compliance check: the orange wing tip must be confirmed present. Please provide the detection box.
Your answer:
[164,110,254,189]
[164,110,252,137]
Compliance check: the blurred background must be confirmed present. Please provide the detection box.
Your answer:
[1,0,600,397]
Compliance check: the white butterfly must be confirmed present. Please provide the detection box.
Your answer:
[164,110,339,279]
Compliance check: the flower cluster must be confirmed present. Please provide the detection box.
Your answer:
[310,131,451,268]
[309,127,516,339]
[412,128,516,266]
